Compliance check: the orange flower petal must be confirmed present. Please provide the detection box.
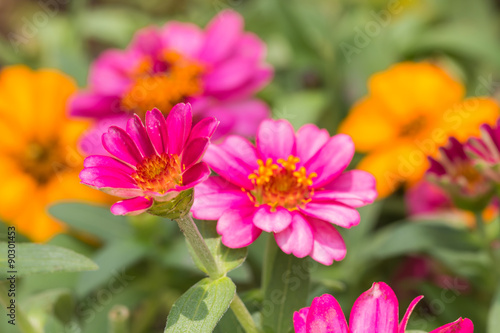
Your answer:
[368,62,464,121]
[338,98,399,152]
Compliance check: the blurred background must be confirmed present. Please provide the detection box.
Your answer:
[1,0,500,332]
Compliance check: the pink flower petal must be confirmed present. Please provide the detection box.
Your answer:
[204,59,257,93]
[252,205,292,233]
[233,32,266,63]
[350,282,399,333]
[217,205,262,248]
[308,218,346,265]
[83,155,135,173]
[110,197,153,216]
[181,162,211,188]
[69,92,119,118]
[79,167,136,188]
[398,295,424,333]
[293,307,309,333]
[305,294,349,333]
[274,213,313,258]
[203,135,259,189]
[257,119,296,162]
[88,49,137,95]
[126,114,156,158]
[199,10,243,63]
[145,108,168,154]
[429,318,474,333]
[313,170,377,207]
[300,202,360,228]
[192,177,251,220]
[296,124,330,165]
[102,126,143,166]
[220,67,273,100]
[78,114,131,155]
[304,134,355,188]
[129,26,163,56]
[202,99,270,139]
[188,117,219,142]
[161,22,204,58]
[167,103,193,155]
[182,137,209,170]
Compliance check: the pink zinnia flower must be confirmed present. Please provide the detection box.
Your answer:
[427,137,492,211]
[466,119,500,182]
[79,103,218,215]
[70,10,272,155]
[293,282,474,333]
[191,119,377,265]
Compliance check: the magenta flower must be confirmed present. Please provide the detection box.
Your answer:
[79,103,218,216]
[70,10,272,154]
[466,119,500,183]
[293,282,474,333]
[191,119,377,265]
[427,137,492,211]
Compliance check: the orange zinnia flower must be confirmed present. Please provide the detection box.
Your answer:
[0,66,110,242]
[339,62,499,198]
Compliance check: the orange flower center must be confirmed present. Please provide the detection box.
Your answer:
[400,115,427,138]
[121,51,204,117]
[17,140,71,185]
[247,156,317,211]
[454,163,485,194]
[131,153,183,193]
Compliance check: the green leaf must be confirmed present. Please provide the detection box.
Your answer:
[0,243,98,279]
[24,289,74,330]
[273,91,327,130]
[164,277,236,333]
[49,202,131,242]
[76,239,147,296]
[188,220,247,275]
[261,238,310,333]
[367,220,479,259]
[488,281,500,333]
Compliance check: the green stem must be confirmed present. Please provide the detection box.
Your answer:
[230,294,259,333]
[175,214,260,332]
[0,282,38,333]
[475,212,488,246]
[175,214,222,278]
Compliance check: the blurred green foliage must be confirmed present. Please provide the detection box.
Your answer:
[2,0,500,332]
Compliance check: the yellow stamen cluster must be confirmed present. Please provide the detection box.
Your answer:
[121,50,204,116]
[247,155,317,211]
[131,153,182,193]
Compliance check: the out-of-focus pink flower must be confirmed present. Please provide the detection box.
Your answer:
[466,119,500,182]
[405,180,453,216]
[427,137,492,211]
[79,103,218,216]
[191,119,377,265]
[71,10,272,154]
[293,282,474,333]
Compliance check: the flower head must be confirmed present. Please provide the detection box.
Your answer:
[427,137,493,211]
[80,103,218,217]
[339,62,499,198]
[0,66,111,241]
[192,119,377,265]
[293,282,474,333]
[71,10,272,154]
[466,119,500,183]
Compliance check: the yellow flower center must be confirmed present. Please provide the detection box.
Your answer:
[400,115,427,138]
[131,153,183,193]
[121,50,204,117]
[247,156,317,211]
[17,140,72,185]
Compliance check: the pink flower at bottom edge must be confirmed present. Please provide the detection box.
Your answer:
[79,102,218,215]
[293,282,474,333]
[191,119,377,265]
